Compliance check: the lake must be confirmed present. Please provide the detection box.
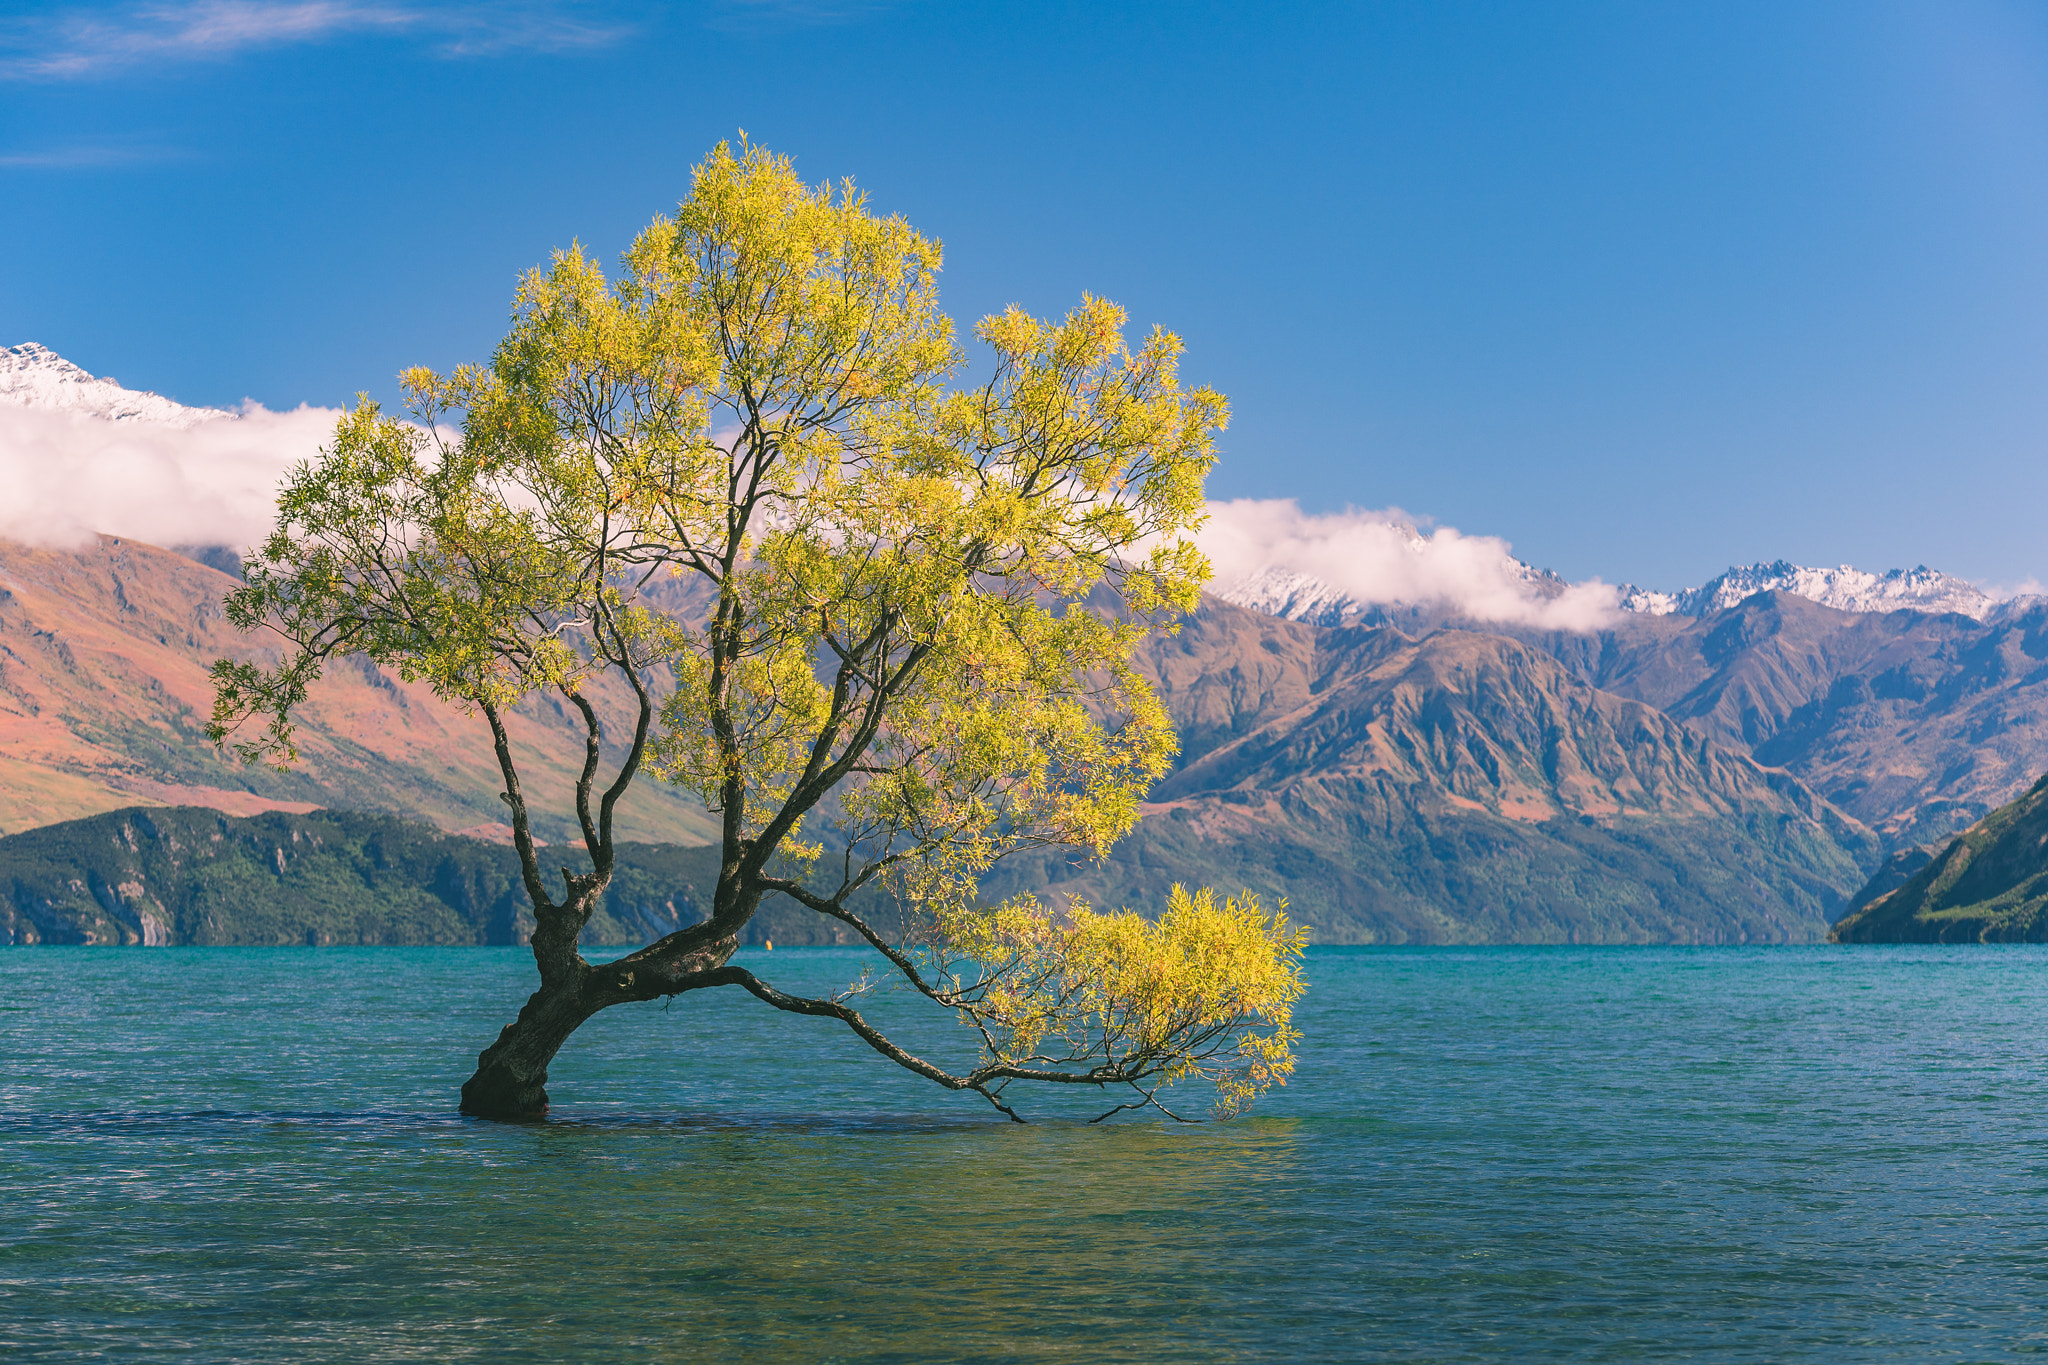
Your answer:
[3,944,2046,1361]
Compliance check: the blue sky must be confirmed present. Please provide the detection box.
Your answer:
[3,0,2046,590]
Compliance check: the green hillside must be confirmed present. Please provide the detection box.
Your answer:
[1829,774,2048,943]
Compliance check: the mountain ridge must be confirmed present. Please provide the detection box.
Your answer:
[1616,560,2001,620]
[0,534,718,846]
[981,597,1878,944]
[1,342,231,428]
[1513,591,2048,849]
[4,345,2043,943]
[1212,547,2026,629]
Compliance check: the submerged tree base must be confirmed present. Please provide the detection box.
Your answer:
[460,930,746,1118]
[459,1087,551,1120]
[458,989,588,1119]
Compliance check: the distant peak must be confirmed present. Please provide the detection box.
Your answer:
[1213,556,1574,629]
[0,342,230,428]
[1218,553,2021,629]
[1619,561,1997,620]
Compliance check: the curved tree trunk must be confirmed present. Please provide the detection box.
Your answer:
[460,926,744,1118]
[459,976,603,1118]
[458,676,759,1119]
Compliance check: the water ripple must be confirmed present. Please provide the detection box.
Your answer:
[3,944,2046,1361]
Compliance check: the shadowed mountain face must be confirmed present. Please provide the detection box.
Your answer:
[1520,592,2048,849]
[984,597,1879,944]
[0,536,717,846]
[1830,775,2048,943]
[0,806,857,948]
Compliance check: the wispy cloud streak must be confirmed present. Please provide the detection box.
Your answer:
[1,1,628,79]
[0,139,193,168]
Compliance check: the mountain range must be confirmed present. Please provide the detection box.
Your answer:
[986,598,1876,943]
[7,344,2048,944]
[1215,547,2019,626]
[996,586,2048,942]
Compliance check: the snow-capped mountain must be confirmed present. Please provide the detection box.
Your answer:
[1213,566,1366,625]
[0,342,228,427]
[1617,561,1997,620]
[1216,560,1574,628]
[1217,557,2015,627]
[3,342,2029,629]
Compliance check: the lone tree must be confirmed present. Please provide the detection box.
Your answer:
[212,142,1304,1122]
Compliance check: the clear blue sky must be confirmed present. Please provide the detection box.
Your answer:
[4,1,2045,589]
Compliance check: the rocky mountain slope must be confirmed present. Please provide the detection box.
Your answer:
[1829,774,2048,943]
[992,578,2048,941]
[985,598,1878,944]
[1522,591,2048,849]
[0,535,717,845]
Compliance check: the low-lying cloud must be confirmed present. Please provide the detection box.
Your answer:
[1198,498,1622,632]
[0,398,1624,633]
[0,400,338,552]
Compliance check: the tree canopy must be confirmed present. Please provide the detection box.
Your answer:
[212,139,1305,1122]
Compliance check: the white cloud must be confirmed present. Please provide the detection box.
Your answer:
[1986,576,2048,602]
[1,1,627,79]
[0,140,192,168]
[0,399,338,551]
[1198,498,1622,632]
[0,380,1623,633]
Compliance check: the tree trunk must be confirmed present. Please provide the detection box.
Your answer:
[459,928,743,1119]
[459,975,599,1118]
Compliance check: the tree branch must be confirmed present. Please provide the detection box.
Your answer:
[479,699,584,984]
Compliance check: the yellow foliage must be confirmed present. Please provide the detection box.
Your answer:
[933,886,1307,1118]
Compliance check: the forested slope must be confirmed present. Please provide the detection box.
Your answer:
[1830,774,2048,943]
[0,806,861,947]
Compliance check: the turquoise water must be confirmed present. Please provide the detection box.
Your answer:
[3,945,2047,1362]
